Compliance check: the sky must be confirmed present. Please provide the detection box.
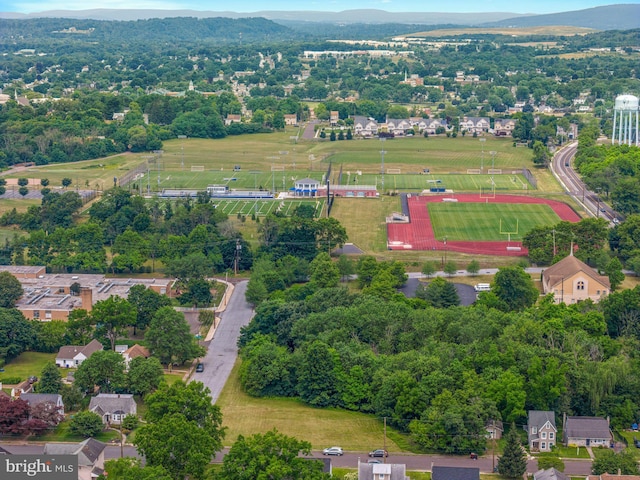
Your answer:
[2,0,638,15]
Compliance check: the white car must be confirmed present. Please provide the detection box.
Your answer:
[322,446,343,456]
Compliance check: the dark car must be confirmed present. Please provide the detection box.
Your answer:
[195,363,204,372]
[368,449,388,458]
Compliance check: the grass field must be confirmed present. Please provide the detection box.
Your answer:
[406,26,596,37]
[217,360,403,451]
[429,203,561,242]
[213,199,325,217]
[351,173,530,192]
[0,352,57,383]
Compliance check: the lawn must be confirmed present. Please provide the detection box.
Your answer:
[213,198,325,218]
[0,352,57,383]
[216,360,405,452]
[429,202,561,242]
[27,419,120,443]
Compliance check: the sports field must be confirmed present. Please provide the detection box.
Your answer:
[429,203,559,242]
[213,199,325,217]
[387,194,581,256]
[350,173,529,192]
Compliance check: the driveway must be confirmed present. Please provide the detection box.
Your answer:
[400,278,476,306]
[191,280,254,403]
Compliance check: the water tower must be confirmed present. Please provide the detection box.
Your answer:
[612,94,639,146]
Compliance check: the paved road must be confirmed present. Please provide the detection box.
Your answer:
[552,142,618,224]
[191,280,253,403]
[0,444,592,475]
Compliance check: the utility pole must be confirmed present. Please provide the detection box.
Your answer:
[178,135,186,170]
[383,417,387,464]
[234,238,241,275]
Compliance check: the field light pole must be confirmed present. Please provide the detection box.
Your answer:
[178,135,187,170]
[479,138,486,172]
[380,138,386,200]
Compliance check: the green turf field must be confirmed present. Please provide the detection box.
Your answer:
[1,131,542,210]
[429,202,561,241]
[347,173,530,192]
[213,199,325,217]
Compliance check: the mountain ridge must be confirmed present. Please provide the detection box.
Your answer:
[0,4,638,30]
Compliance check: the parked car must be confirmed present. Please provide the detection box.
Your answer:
[323,446,343,456]
[368,449,388,458]
[367,459,382,464]
[634,437,640,448]
[195,363,204,372]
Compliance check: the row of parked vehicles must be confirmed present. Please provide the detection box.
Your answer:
[322,447,388,457]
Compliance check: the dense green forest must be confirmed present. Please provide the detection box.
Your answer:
[238,258,640,454]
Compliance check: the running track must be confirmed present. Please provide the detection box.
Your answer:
[387,194,581,256]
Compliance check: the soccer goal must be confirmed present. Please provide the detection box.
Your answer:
[191,165,205,172]
[387,168,401,174]
[271,165,285,172]
[467,169,481,174]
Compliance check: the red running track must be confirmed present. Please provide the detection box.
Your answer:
[387,194,581,256]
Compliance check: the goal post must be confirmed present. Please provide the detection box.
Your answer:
[479,185,496,199]
[386,168,401,174]
[499,218,519,243]
[191,165,205,172]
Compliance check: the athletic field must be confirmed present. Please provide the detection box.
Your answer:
[387,194,581,256]
[429,203,560,242]
[213,199,325,217]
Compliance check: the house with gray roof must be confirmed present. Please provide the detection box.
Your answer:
[56,339,103,368]
[18,393,64,415]
[358,462,409,480]
[527,410,557,452]
[89,393,137,425]
[432,466,480,480]
[535,468,569,480]
[563,415,612,447]
[44,438,106,480]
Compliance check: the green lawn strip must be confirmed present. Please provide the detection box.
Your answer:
[163,372,184,386]
[0,352,57,383]
[537,445,591,459]
[27,420,120,443]
[429,202,560,242]
[216,360,407,452]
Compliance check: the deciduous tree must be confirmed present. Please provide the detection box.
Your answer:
[0,271,23,308]
[145,307,204,366]
[69,410,103,437]
[219,429,330,480]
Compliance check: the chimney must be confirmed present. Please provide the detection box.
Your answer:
[80,287,93,312]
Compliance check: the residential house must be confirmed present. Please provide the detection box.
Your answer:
[542,253,610,304]
[225,114,242,126]
[358,462,409,480]
[89,393,137,425]
[386,118,413,136]
[486,420,504,440]
[44,438,106,480]
[527,410,557,452]
[432,466,480,480]
[588,474,640,480]
[535,468,569,480]
[330,111,340,126]
[352,116,379,137]
[459,117,490,135]
[55,339,103,368]
[563,415,612,447]
[122,344,150,369]
[284,114,297,126]
[494,119,516,137]
[422,118,449,135]
[18,393,64,415]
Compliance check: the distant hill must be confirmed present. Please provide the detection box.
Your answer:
[0,8,530,25]
[1,5,637,31]
[485,4,640,30]
[0,17,297,43]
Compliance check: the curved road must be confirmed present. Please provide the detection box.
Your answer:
[191,280,253,403]
[552,142,617,223]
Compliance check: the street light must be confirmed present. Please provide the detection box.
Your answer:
[380,138,386,199]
